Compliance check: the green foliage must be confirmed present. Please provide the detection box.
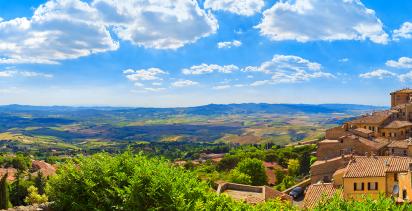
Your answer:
[34,172,46,195]
[10,173,35,206]
[313,194,412,210]
[24,185,48,205]
[275,176,295,191]
[232,158,267,186]
[309,155,318,166]
[0,173,12,209]
[46,151,296,211]
[287,159,300,176]
[274,169,285,185]
[229,169,252,185]
[0,154,32,171]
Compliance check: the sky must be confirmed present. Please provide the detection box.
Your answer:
[0,0,412,107]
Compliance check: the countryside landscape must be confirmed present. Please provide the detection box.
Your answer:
[1,0,412,210]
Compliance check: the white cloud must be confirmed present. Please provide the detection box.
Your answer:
[250,80,270,86]
[152,82,162,86]
[171,79,199,87]
[339,58,349,63]
[213,85,231,90]
[0,0,119,64]
[256,0,388,44]
[393,22,412,40]
[0,70,53,78]
[204,0,264,16]
[182,64,239,75]
[386,57,412,69]
[359,69,396,79]
[217,40,242,49]
[244,55,334,83]
[93,0,218,49]
[399,71,412,82]
[0,0,218,64]
[123,68,167,81]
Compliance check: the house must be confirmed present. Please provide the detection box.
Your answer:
[336,155,412,200]
[310,154,351,184]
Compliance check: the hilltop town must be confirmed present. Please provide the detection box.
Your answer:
[306,88,412,208]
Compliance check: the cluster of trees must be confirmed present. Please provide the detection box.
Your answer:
[46,151,296,210]
[0,172,48,209]
[0,153,32,171]
[212,145,316,190]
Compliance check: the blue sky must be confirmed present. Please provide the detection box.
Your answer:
[0,0,412,107]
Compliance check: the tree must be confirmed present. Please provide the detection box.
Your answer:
[10,172,34,206]
[287,159,300,176]
[0,173,12,209]
[35,172,46,195]
[274,169,285,185]
[232,158,267,186]
[24,186,48,205]
[229,169,252,185]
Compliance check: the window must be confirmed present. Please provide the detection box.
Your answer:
[382,132,385,137]
[354,182,364,191]
[368,182,378,190]
[404,150,407,156]
[395,173,398,182]
[403,189,408,200]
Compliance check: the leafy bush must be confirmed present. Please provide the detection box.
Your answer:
[24,186,48,205]
[313,194,412,210]
[231,158,267,186]
[47,152,293,210]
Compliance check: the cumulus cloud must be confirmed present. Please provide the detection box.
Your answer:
[339,58,349,63]
[123,68,167,81]
[204,0,264,16]
[393,22,412,40]
[0,0,119,64]
[182,64,239,75]
[171,79,199,87]
[256,0,388,44]
[359,69,396,79]
[244,55,334,84]
[0,0,218,64]
[217,40,242,49]
[386,57,412,69]
[93,0,218,49]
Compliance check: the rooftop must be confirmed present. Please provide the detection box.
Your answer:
[391,88,412,94]
[304,183,342,209]
[387,140,409,149]
[348,110,392,125]
[383,120,412,129]
[343,156,412,178]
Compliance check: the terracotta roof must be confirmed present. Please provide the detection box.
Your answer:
[347,135,389,150]
[0,168,17,181]
[343,156,412,178]
[353,128,374,134]
[384,120,412,129]
[31,160,56,177]
[387,140,409,149]
[348,111,392,124]
[304,183,342,209]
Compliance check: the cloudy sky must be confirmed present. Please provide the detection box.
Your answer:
[0,0,411,107]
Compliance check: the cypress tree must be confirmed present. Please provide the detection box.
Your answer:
[0,173,12,209]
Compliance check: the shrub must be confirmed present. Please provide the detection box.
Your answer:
[24,186,48,205]
[232,158,267,186]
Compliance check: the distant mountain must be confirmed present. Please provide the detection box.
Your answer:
[0,103,387,117]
